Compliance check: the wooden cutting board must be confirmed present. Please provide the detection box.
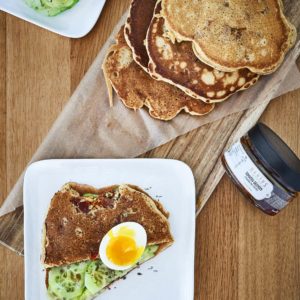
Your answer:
[0,0,299,256]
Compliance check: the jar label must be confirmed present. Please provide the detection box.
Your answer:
[224,141,274,201]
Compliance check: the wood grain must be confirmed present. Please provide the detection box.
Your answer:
[194,93,300,300]
[0,11,24,300]
[5,15,71,192]
[0,11,6,206]
[0,1,299,299]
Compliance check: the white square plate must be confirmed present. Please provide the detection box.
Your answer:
[0,0,106,38]
[24,159,196,300]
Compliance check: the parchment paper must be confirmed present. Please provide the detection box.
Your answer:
[1,12,300,217]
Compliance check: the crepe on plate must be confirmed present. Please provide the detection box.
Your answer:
[146,1,260,103]
[42,183,174,300]
[102,27,214,121]
[161,0,297,74]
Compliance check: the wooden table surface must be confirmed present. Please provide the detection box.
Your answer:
[0,1,299,299]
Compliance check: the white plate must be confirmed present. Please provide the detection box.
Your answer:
[24,159,196,300]
[0,0,106,38]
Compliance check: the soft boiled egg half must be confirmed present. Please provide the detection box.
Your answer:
[99,222,147,270]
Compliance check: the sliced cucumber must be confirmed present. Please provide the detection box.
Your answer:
[112,269,128,279]
[25,0,42,9]
[78,289,94,300]
[140,245,159,262]
[47,245,159,299]
[41,6,66,16]
[48,289,82,300]
[25,0,65,16]
[48,262,88,299]
[84,246,158,294]
[84,261,110,294]
[25,0,79,16]
[84,261,129,295]
[41,0,79,9]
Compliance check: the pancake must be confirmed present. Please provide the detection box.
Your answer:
[124,0,157,71]
[102,27,214,121]
[161,0,297,74]
[146,2,260,103]
[42,183,174,268]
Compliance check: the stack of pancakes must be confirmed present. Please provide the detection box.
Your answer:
[103,0,296,121]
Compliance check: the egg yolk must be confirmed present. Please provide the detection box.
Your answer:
[106,235,144,266]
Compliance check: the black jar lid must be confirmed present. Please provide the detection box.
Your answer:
[248,123,300,192]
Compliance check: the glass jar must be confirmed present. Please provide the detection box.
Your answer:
[222,123,300,215]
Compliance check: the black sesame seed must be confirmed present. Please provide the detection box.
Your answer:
[137,272,142,276]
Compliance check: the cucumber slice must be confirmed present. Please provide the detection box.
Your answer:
[84,261,112,294]
[25,0,79,16]
[48,262,88,299]
[25,0,65,16]
[84,262,129,296]
[41,6,66,16]
[48,289,82,300]
[140,245,159,262]
[47,245,159,299]
[78,289,94,300]
[24,0,44,11]
[41,0,79,9]
[83,245,158,295]
[84,261,128,294]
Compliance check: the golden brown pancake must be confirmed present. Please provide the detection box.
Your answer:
[146,2,260,103]
[102,27,214,121]
[161,0,297,74]
[42,183,174,268]
[124,0,157,71]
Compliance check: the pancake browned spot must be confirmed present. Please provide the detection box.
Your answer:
[161,0,296,74]
[146,1,260,103]
[102,27,214,121]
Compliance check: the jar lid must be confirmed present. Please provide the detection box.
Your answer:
[248,123,300,192]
